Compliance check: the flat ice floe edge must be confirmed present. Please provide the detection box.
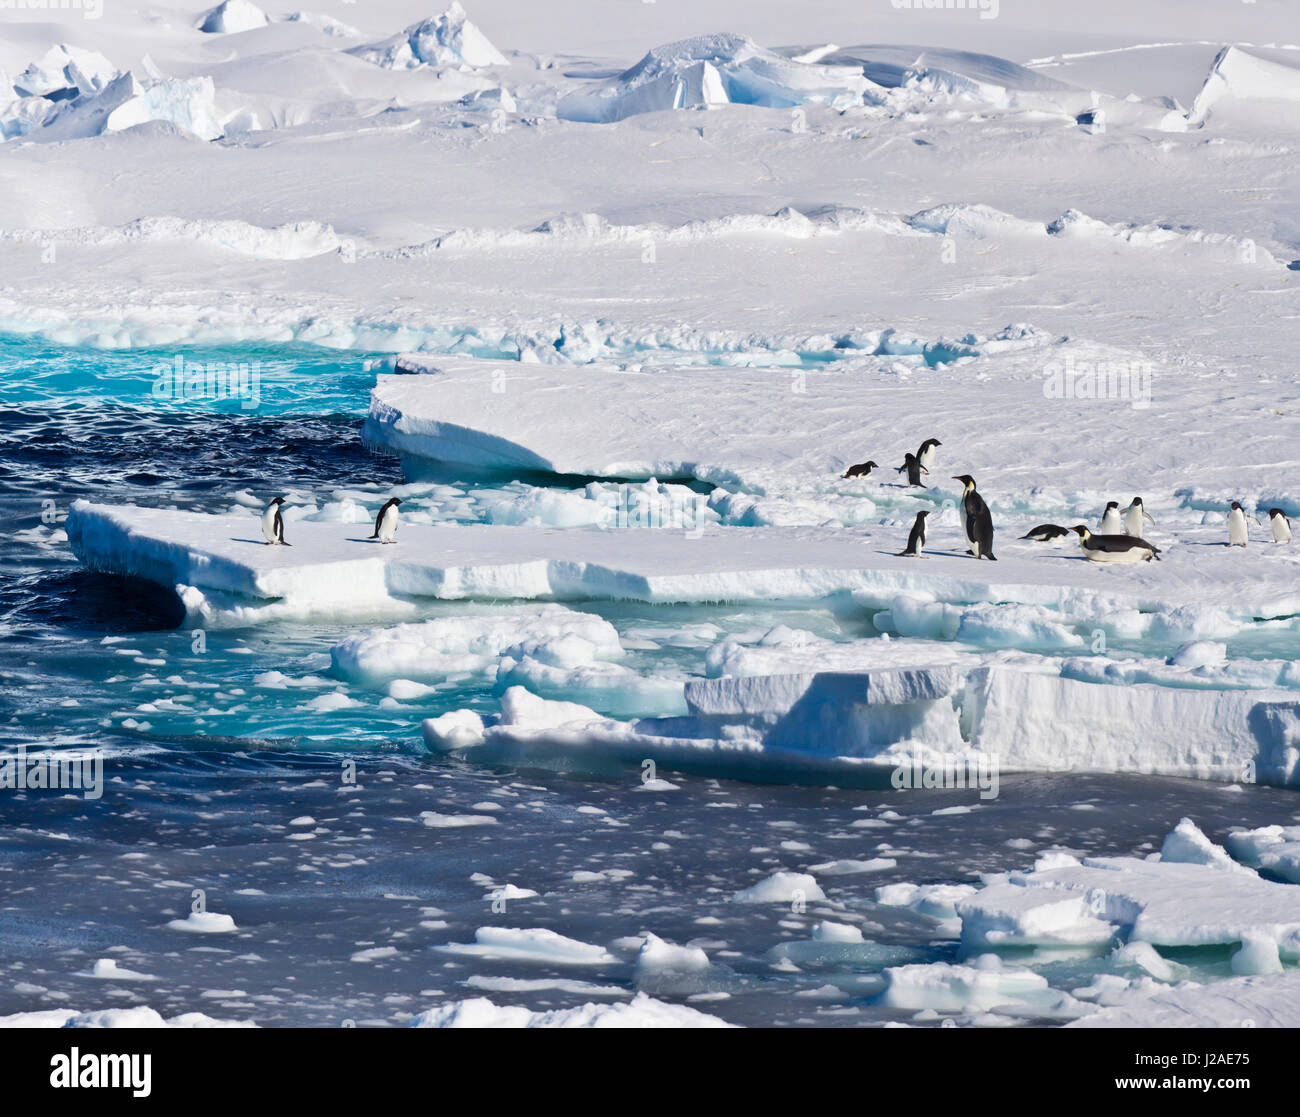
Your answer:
[426,654,1300,787]
[64,498,1300,623]
[65,500,1300,785]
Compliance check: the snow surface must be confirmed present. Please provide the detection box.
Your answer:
[1069,974,1300,1029]
[408,991,732,1027]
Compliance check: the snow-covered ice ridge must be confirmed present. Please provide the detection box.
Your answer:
[7,17,1299,144]
[366,352,1300,501]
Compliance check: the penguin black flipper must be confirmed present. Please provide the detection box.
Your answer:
[274,507,290,547]
[370,510,383,539]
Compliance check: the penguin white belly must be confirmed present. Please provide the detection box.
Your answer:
[1124,508,1144,536]
[919,447,935,471]
[377,506,398,542]
[1100,510,1123,534]
[1273,517,1292,544]
[1081,543,1147,564]
[1228,512,1249,546]
[261,507,280,544]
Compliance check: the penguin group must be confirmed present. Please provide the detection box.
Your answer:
[845,438,997,561]
[1222,501,1293,548]
[1022,496,1160,563]
[843,439,1291,564]
[260,496,404,546]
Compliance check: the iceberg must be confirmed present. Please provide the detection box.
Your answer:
[557,33,870,123]
[352,4,508,71]
[13,44,116,99]
[197,0,270,34]
[1188,46,1300,128]
[15,72,225,143]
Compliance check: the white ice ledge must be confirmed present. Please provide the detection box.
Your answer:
[65,499,1263,623]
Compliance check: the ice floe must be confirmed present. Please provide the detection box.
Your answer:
[957,842,1300,952]
[330,606,623,685]
[408,991,732,1027]
[0,1007,254,1028]
[432,927,619,965]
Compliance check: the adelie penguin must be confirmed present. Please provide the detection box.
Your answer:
[371,497,403,544]
[1227,501,1249,548]
[897,510,930,557]
[1099,501,1123,535]
[843,459,879,479]
[261,497,290,546]
[898,452,928,488]
[1021,524,1071,542]
[1072,525,1160,563]
[915,438,941,472]
[1265,507,1293,544]
[953,475,996,560]
[1124,497,1154,537]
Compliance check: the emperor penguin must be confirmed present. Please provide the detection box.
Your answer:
[1099,501,1123,535]
[1071,526,1160,563]
[1021,524,1071,542]
[897,510,930,557]
[1266,507,1292,544]
[371,497,403,544]
[843,459,879,479]
[916,438,942,472]
[1124,497,1154,537]
[1227,501,1249,548]
[953,475,996,560]
[898,452,928,488]
[261,497,290,546]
